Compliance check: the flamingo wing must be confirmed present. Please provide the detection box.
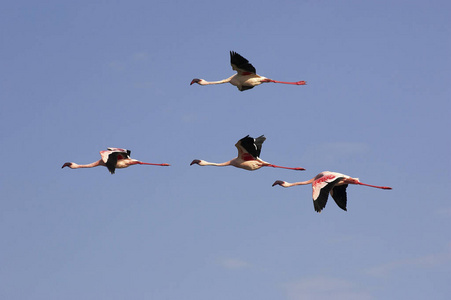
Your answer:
[253,135,266,157]
[239,85,254,91]
[107,147,131,157]
[100,150,113,163]
[330,184,348,211]
[105,152,119,174]
[312,173,345,212]
[235,135,266,160]
[230,51,256,75]
[100,148,131,174]
[101,148,130,162]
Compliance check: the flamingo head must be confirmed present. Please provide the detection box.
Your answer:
[190,159,202,166]
[62,162,73,169]
[190,78,201,85]
[272,180,287,187]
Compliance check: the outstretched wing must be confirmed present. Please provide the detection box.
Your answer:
[312,172,345,213]
[330,184,348,211]
[235,135,266,160]
[230,51,256,75]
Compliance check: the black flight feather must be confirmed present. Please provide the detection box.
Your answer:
[239,135,266,159]
[230,51,256,74]
[331,184,348,211]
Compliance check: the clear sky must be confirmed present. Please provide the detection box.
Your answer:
[1,1,450,299]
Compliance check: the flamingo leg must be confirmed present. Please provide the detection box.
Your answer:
[137,162,170,166]
[262,79,306,85]
[357,182,392,190]
[266,164,305,171]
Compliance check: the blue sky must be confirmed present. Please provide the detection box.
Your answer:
[1,1,450,299]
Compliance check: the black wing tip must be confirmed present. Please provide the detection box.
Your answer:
[229,51,257,74]
[240,134,265,140]
[238,135,264,159]
[240,134,266,144]
[314,186,332,213]
[255,135,266,142]
[331,185,348,211]
[107,165,116,174]
[230,50,245,58]
[230,51,246,61]
[314,202,325,213]
[337,204,347,211]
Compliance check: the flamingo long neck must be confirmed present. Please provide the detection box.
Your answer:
[201,76,233,85]
[201,160,232,167]
[287,178,316,187]
[72,160,104,169]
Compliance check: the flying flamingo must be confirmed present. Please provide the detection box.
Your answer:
[190,135,305,171]
[62,147,170,174]
[272,171,392,212]
[190,51,306,91]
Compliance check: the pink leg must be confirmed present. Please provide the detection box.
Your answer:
[138,162,170,166]
[266,164,305,171]
[357,182,392,190]
[262,79,306,85]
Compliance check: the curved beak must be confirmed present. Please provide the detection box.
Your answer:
[272,180,284,187]
[190,159,200,166]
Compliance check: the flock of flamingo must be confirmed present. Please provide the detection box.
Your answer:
[62,51,392,213]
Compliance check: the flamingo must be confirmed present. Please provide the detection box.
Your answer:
[272,171,392,212]
[190,135,305,171]
[190,51,306,91]
[62,147,170,174]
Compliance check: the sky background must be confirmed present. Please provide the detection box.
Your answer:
[1,1,450,299]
